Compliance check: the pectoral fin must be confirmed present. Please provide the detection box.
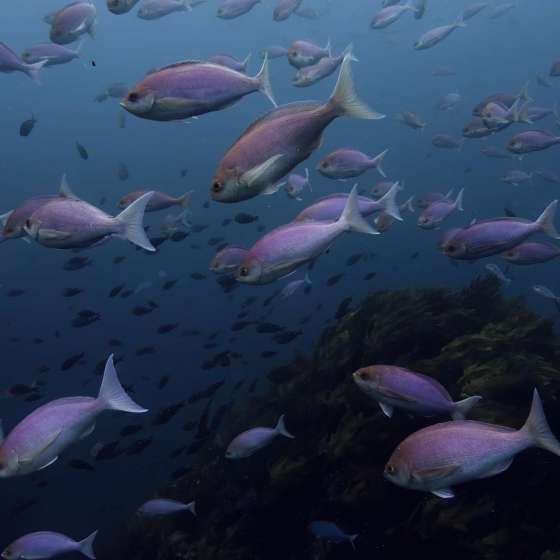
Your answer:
[477,458,513,479]
[241,154,284,187]
[379,402,393,418]
[412,463,460,482]
[19,429,62,465]
[38,456,59,470]
[431,488,455,499]
[159,97,203,112]
[377,386,418,403]
[38,229,72,241]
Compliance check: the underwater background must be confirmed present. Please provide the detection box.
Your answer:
[2,0,560,558]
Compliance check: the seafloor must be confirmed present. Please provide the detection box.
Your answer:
[105,277,560,560]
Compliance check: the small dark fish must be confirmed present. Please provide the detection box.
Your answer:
[345,253,363,266]
[8,383,37,397]
[75,141,89,160]
[334,297,352,319]
[187,380,225,404]
[61,352,85,371]
[125,437,153,456]
[190,272,206,280]
[132,305,154,316]
[256,322,284,334]
[504,206,517,218]
[410,251,420,259]
[67,458,95,471]
[364,271,377,280]
[19,115,37,137]
[93,441,123,461]
[170,231,188,242]
[109,284,125,298]
[327,273,344,286]
[120,290,133,298]
[63,256,92,271]
[180,168,188,177]
[273,330,302,344]
[7,288,25,297]
[234,212,259,224]
[71,310,100,328]
[120,424,143,437]
[152,401,185,426]
[158,375,170,389]
[157,323,179,334]
[62,287,83,298]
[162,279,178,290]
[113,256,126,264]
[116,162,129,181]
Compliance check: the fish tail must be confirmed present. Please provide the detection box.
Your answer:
[255,54,276,107]
[59,173,78,199]
[349,534,359,551]
[25,59,48,85]
[328,55,384,120]
[535,200,560,239]
[402,196,415,213]
[187,501,197,516]
[518,80,533,103]
[179,190,193,210]
[521,389,560,455]
[378,181,402,221]
[78,530,98,560]
[339,185,379,234]
[275,414,295,439]
[455,14,466,27]
[97,355,148,414]
[341,42,358,63]
[371,148,389,177]
[115,191,156,251]
[454,188,465,211]
[451,395,481,420]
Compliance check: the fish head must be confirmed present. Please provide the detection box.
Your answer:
[120,88,155,115]
[23,217,41,240]
[107,0,130,14]
[440,231,466,258]
[235,255,263,284]
[352,367,382,395]
[210,167,244,202]
[383,453,411,488]
[506,138,523,153]
[0,448,20,478]
[1,545,17,560]
[417,213,436,229]
[49,25,73,45]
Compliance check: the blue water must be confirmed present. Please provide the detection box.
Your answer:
[2,0,560,556]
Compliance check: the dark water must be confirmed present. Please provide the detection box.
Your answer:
[2,1,560,558]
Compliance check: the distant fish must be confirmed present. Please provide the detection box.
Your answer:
[396,110,426,130]
[260,45,288,60]
[287,39,330,69]
[502,242,560,265]
[137,498,196,517]
[462,2,487,21]
[2,530,97,560]
[207,53,251,73]
[309,521,358,550]
[45,1,97,45]
[226,414,294,458]
[76,141,89,160]
[217,0,261,19]
[432,133,463,150]
[116,162,129,181]
[480,145,514,159]
[534,169,560,184]
[106,0,142,15]
[414,16,466,50]
[292,45,356,87]
[489,2,515,19]
[500,169,533,186]
[0,42,47,84]
[317,147,388,180]
[19,115,37,137]
[21,42,82,67]
[273,0,302,21]
[417,189,463,229]
[371,4,415,29]
[436,92,461,111]
[485,263,511,283]
[137,0,195,20]
[533,285,560,309]
[432,66,456,77]
[118,189,191,212]
[280,273,311,299]
[536,73,552,88]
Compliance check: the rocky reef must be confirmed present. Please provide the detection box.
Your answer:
[105,276,560,560]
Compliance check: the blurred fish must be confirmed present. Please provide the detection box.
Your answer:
[371,4,415,29]
[21,42,82,67]
[462,117,494,139]
[506,130,560,155]
[279,168,310,200]
[480,145,514,159]
[412,0,427,19]
[384,390,558,498]
[207,53,251,73]
[489,2,515,19]
[19,115,37,137]
[273,0,302,21]
[395,110,426,130]
[414,16,466,50]
[234,212,258,224]
[535,169,560,184]
[76,142,89,160]
[432,134,463,150]
[107,0,141,14]
[138,0,193,19]
[436,92,461,111]
[551,59,560,77]
[536,73,552,88]
[217,0,261,19]
[0,42,47,83]
[501,242,560,265]
[533,285,560,308]
[317,147,387,180]
[287,39,330,69]
[2,531,97,560]
[500,170,533,186]
[67,458,95,471]
[309,521,358,550]
[418,189,463,229]
[293,45,356,87]
[485,263,511,283]
[260,45,288,59]
[294,6,320,19]
[119,189,191,212]
[137,499,196,517]
[279,273,311,299]
[116,162,129,181]
[210,246,248,273]
[462,2,487,20]
[211,57,383,202]
[432,66,456,77]
[46,1,97,45]
[226,414,294,458]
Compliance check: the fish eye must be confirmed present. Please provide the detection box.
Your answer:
[385,464,396,475]
[25,219,32,229]
[239,267,249,277]
[212,181,223,193]
[446,244,457,253]
[128,92,139,103]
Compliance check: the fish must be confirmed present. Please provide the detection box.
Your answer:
[551,59,560,77]
[207,53,251,73]
[24,184,156,252]
[1,530,97,560]
[294,6,320,19]
[432,66,456,77]
[211,56,384,202]
[287,39,330,69]
[19,115,37,138]
[417,189,463,229]
[116,162,129,181]
[414,16,466,50]
[534,169,560,184]
[138,0,195,19]
[137,498,196,517]
[118,190,191,212]
[462,2,487,20]
[279,273,311,299]
[236,186,378,285]
[462,117,494,139]
[260,45,288,59]
[106,0,142,14]
[46,1,97,45]
[0,42,47,84]
[353,365,481,419]
[292,44,356,88]
[436,92,461,111]
[480,146,514,159]
[234,212,258,224]
[0,355,146,478]
[294,181,401,223]
[533,285,560,308]
[317,147,388,180]
[217,0,261,19]
[440,200,560,260]
[489,2,515,19]
[371,4,415,29]
[536,73,552,88]
[506,130,560,155]
[384,389,560,498]
[309,521,358,550]
[273,0,302,21]
[472,83,531,117]
[76,142,89,160]
[122,57,275,121]
[226,414,294,458]
[21,42,82,67]
[432,134,463,150]
[395,110,426,130]
[210,246,248,273]
[280,168,311,200]
[500,170,533,186]
[485,263,511,283]
[501,242,560,265]
[412,0,427,19]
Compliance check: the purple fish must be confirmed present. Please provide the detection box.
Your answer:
[440,200,560,260]
[107,0,141,15]
[137,0,192,20]
[283,168,311,200]
[294,182,401,223]
[551,59,560,78]
[21,42,81,67]
[122,57,275,121]
[25,188,155,251]
[396,110,426,129]
[370,180,394,198]
[418,188,463,229]
[273,0,302,21]
[462,117,494,139]
[500,169,533,186]
[211,56,384,202]
[118,189,192,212]
[527,106,553,122]
[0,355,146,478]
[207,53,251,73]
[384,389,560,498]
[237,186,377,284]
[0,42,47,83]
[371,4,415,28]
[309,522,357,550]
[260,45,288,59]
[137,498,196,517]
[462,2,487,20]
[292,44,355,87]
[317,147,388,180]
[353,365,481,419]
[535,169,560,184]
[480,145,514,159]
[226,414,294,458]
[2,530,97,559]
[472,83,530,117]
[501,241,560,265]
[374,196,414,232]
[217,0,261,19]
[414,16,466,50]
[287,39,330,69]
[432,134,463,150]
[209,246,248,273]
[46,2,97,45]
[506,130,560,155]
[279,272,312,299]
[436,92,461,111]
[415,190,452,209]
